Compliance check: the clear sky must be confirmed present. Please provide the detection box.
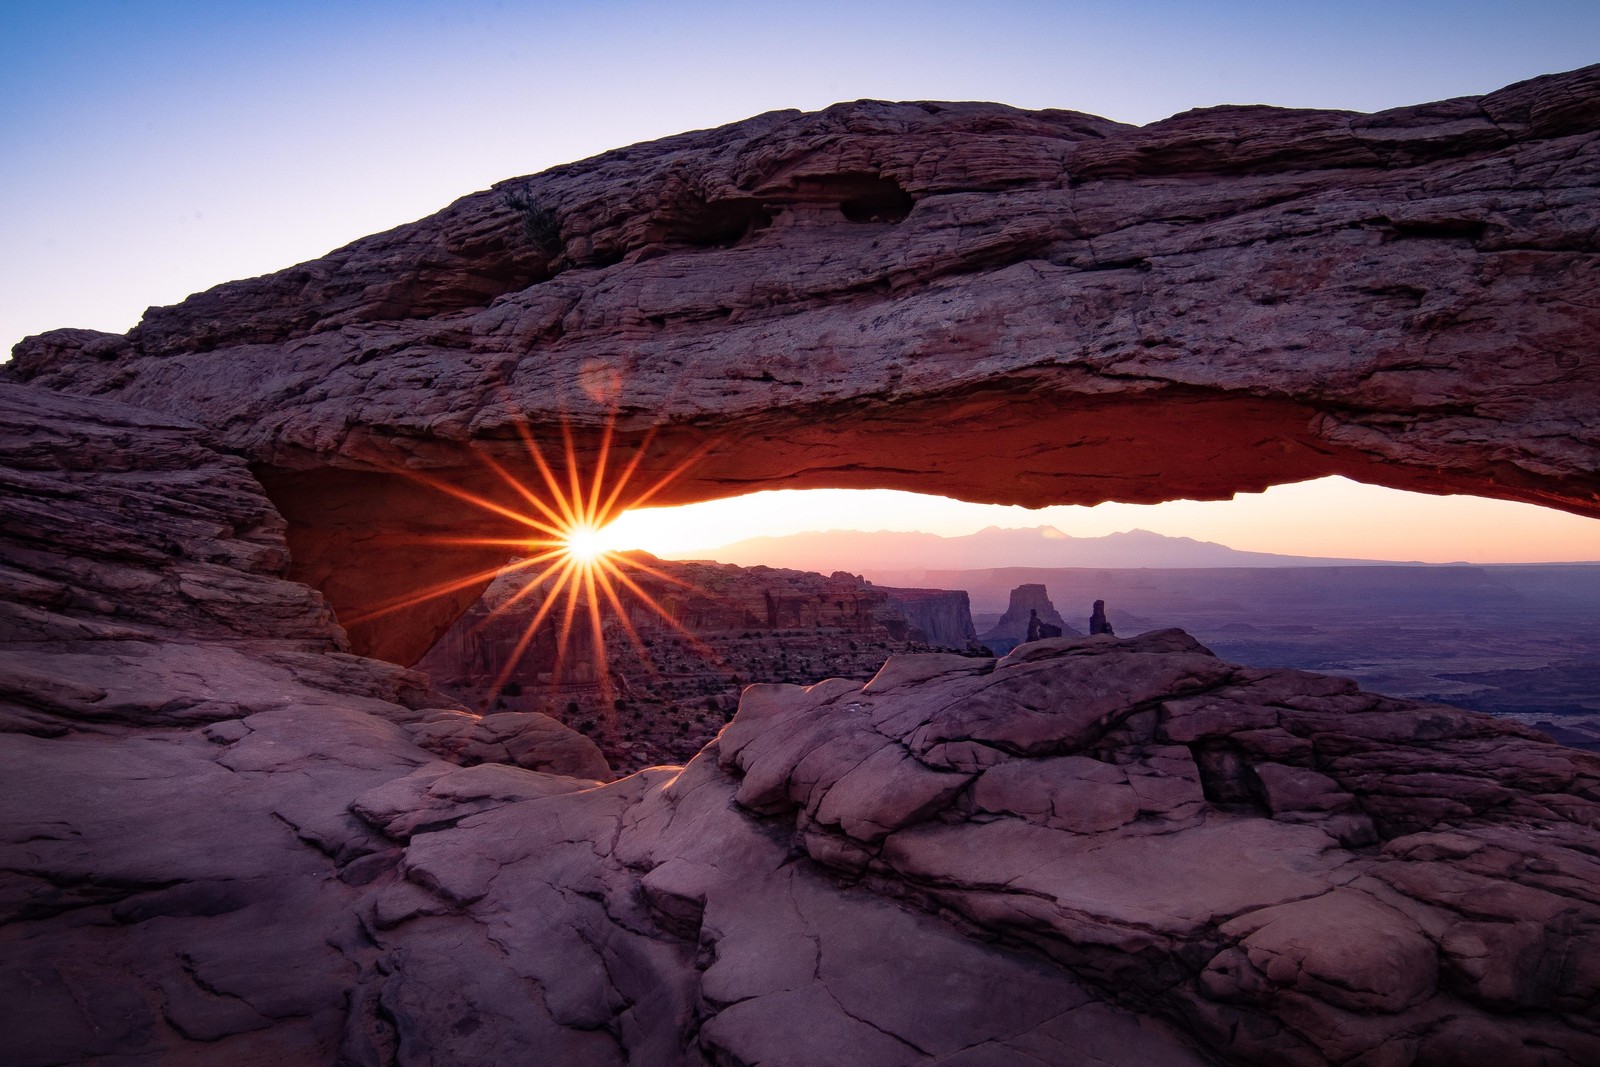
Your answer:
[5,1,1598,563]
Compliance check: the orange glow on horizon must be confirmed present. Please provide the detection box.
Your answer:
[592,479,1600,565]
[334,412,1599,730]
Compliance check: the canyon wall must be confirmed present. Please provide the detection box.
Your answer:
[414,556,970,771]
[877,585,979,648]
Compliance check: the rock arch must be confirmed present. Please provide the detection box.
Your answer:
[10,66,1600,664]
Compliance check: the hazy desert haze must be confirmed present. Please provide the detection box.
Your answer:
[675,525,1451,574]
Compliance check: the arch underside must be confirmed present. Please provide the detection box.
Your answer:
[255,380,1598,665]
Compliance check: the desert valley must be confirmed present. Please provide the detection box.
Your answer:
[413,532,1600,771]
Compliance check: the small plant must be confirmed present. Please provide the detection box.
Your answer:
[501,184,563,255]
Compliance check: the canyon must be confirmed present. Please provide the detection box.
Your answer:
[4,64,1600,1065]
[6,382,1599,1066]
[947,564,1600,753]
[414,555,979,772]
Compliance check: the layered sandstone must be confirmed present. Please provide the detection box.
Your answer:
[7,66,1600,663]
[414,555,960,770]
[6,67,1600,1065]
[876,585,980,648]
[703,632,1600,1066]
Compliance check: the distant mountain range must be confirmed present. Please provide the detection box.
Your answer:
[672,526,1420,578]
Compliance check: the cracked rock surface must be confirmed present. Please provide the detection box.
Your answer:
[0,385,607,1065]
[4,384,1599,1065]
[6,66,1599,663]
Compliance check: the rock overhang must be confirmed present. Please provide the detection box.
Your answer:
[6,65,1599,664]
[8,378,1600,1066]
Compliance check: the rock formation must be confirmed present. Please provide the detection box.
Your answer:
[414,556,961,771]
[0,383,609,1064]
[1090,597,1115,636]
[978,582,1080,653]
[5,383,1599,1065]
[7,66,1600,663]
[875,585,979,648]
[705,632,1600,1066]
[6,67,1600,1066]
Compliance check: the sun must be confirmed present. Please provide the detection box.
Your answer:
[561,522,611,564]
[344,409,719,711]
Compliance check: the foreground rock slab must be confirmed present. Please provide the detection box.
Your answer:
[0,385,606,1063]
[342,628,1600,1067]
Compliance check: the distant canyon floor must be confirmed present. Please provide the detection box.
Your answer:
[928,564,1600,752]
[419,557,1600,769]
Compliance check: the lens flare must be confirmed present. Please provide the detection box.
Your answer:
[561,522,611,563]
[343,410,721,725]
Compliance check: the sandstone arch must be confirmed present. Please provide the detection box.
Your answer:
[10,66,1599,664]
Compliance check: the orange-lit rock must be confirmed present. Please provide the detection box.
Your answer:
[10,66,1600,662]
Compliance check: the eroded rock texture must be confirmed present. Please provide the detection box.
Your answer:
[7,65,1599,662]
[711,635,1600,1065]
[0,385,608,1064]
[414,555,962,773]
[4,383,1600,1066]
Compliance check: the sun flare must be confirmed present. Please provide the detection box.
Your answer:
[345,410,719,714]
[560,522,611,564]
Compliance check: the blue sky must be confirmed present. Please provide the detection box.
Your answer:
[4,1,1598,560]
[6,0,1596,351]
